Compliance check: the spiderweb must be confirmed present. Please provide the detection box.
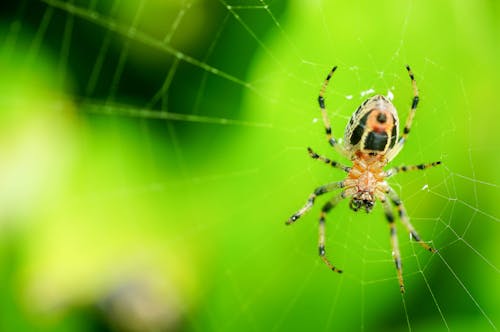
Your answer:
[0,0,498,331]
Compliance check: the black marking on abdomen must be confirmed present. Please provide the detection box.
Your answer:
[377,113,387,123]
[350,125,364,145]
[349,113,369,145]
[390,123,397,148]
[364,131,388,151]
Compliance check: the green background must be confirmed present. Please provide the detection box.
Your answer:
[0,0,498,331]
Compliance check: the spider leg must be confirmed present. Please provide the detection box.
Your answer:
[387,187,437,253]
[318,66,349,158]
[387,65,419,162]
[318,192,348,273]
[381,198,405,293]
[286,181,344,225]
[308,147,351,172]
[385,161,441,178]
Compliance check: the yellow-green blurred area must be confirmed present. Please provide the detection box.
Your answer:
[0,0,498,331]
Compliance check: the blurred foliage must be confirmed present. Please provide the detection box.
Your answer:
[0,0,498,331]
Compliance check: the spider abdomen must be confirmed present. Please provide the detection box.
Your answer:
[344,95,399,156]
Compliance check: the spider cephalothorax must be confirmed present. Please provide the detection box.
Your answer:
[285,66,441,293]
[344,151,387,213]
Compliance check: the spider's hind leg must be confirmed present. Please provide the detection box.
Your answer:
[382,198,405,293]
[318,192,348,273]
[388,188,437,253]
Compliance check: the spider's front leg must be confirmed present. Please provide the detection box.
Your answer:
[387,65,419,162]
[286,181,344,225]
[318,192,349,273]
[317,66,350,158]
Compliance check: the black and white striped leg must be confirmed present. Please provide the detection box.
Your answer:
[318,192,347,273]
[388,188,437,253]
[402,64,419,140]
[387,65,419,161]
[385,161,441,178]
[382,198,405,293]
[318,66,349,157]
[286,181,344,225]
[308,147,351,172]
[318,66,337,148]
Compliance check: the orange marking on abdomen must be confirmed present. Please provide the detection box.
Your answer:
[367,109,394,134]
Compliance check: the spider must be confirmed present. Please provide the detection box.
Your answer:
[285,65,440,293]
